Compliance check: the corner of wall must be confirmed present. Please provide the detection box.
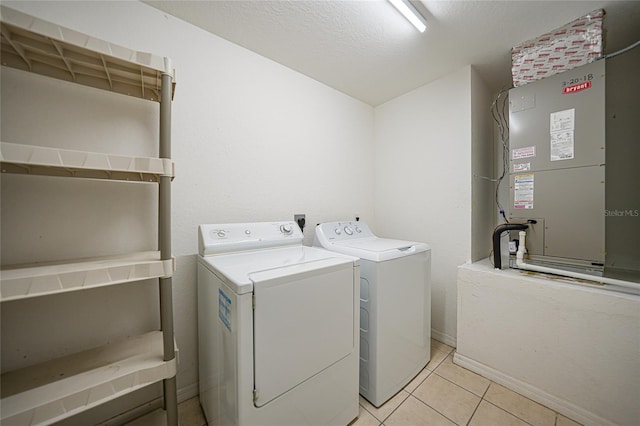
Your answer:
[470,68,494,262]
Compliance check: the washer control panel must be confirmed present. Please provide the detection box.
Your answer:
[317,221,373,242]
[199,221,302,255]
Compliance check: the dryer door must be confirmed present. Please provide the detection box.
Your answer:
[250,258,355,407]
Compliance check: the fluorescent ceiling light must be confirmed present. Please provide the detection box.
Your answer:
[388,0,427,32]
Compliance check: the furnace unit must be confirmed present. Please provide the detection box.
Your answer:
[508,50,640,281]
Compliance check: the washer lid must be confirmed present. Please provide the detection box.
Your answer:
[199,245,358,294]
[328,238,430,262]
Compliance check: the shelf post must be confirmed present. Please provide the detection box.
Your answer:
[159,69,178,426]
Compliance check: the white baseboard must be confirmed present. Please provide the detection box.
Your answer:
[431,328,457,348]
[453,353,616,426]
[178,382,199,402]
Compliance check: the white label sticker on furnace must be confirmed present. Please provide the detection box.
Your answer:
[512,146,536,160]
[550,131,575,161]
[218,288,232,332]
[550,108,575,132]
[513,162,531,172]
[550,108,575,161]
[514,174,534,209]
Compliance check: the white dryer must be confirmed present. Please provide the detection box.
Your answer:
[197,221,360,426]
[314,221,431,407]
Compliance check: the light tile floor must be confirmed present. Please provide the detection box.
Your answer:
[177,339,583,426]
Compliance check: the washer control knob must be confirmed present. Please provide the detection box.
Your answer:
[217,230,226,238]
[334,228,342,235]
[355,226,362,233]
[344,226,354,235]
[280,224,293,235]
[245,229,251,235]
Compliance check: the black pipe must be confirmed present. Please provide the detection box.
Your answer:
[492,223,529,269]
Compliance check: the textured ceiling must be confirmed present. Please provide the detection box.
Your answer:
[144,0,640,106]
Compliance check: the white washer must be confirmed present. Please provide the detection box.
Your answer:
[197,221,360,426]
[314,221,431,407]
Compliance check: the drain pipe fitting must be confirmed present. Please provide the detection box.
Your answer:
[515,231,640,291]
[492,223,529,269]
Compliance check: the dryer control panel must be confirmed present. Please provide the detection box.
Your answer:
[199,221,303,256]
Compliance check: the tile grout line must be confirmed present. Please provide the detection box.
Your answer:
[440,357,574,426]
[380,391,412,424]
[408,393,461,426]
[408,346,451,392]
[360,396,389,421]
[405,352,465,426]
[429,348,453,370]
[410,372,482,426]
[481,399,536,426]
[430,349,492,399]
[424,348,504,426]
[358,402,378,421]
[369,347,454,425]
[358,389,411,425]
[464,379,491,426]
[463,398,483,426]
[431,369,488,398]
[485,382,567,426]
[343,343,457,426]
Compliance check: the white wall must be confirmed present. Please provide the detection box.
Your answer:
[373,66,492,346]
[456,261,640,426]
[1,2,499,422]
[1,0,374,419]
